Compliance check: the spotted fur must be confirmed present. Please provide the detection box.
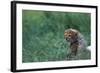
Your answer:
[64,28,87,55]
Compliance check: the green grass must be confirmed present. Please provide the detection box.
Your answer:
[22,10,91,63]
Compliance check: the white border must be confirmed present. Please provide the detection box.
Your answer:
[16,4,96,70]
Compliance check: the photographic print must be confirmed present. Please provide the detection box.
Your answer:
[22,10,91,63]
[11,1,98,72]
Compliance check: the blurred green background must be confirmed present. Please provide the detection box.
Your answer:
[22,10,91,63]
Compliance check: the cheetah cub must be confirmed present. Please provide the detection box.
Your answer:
[64,28,87,56]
